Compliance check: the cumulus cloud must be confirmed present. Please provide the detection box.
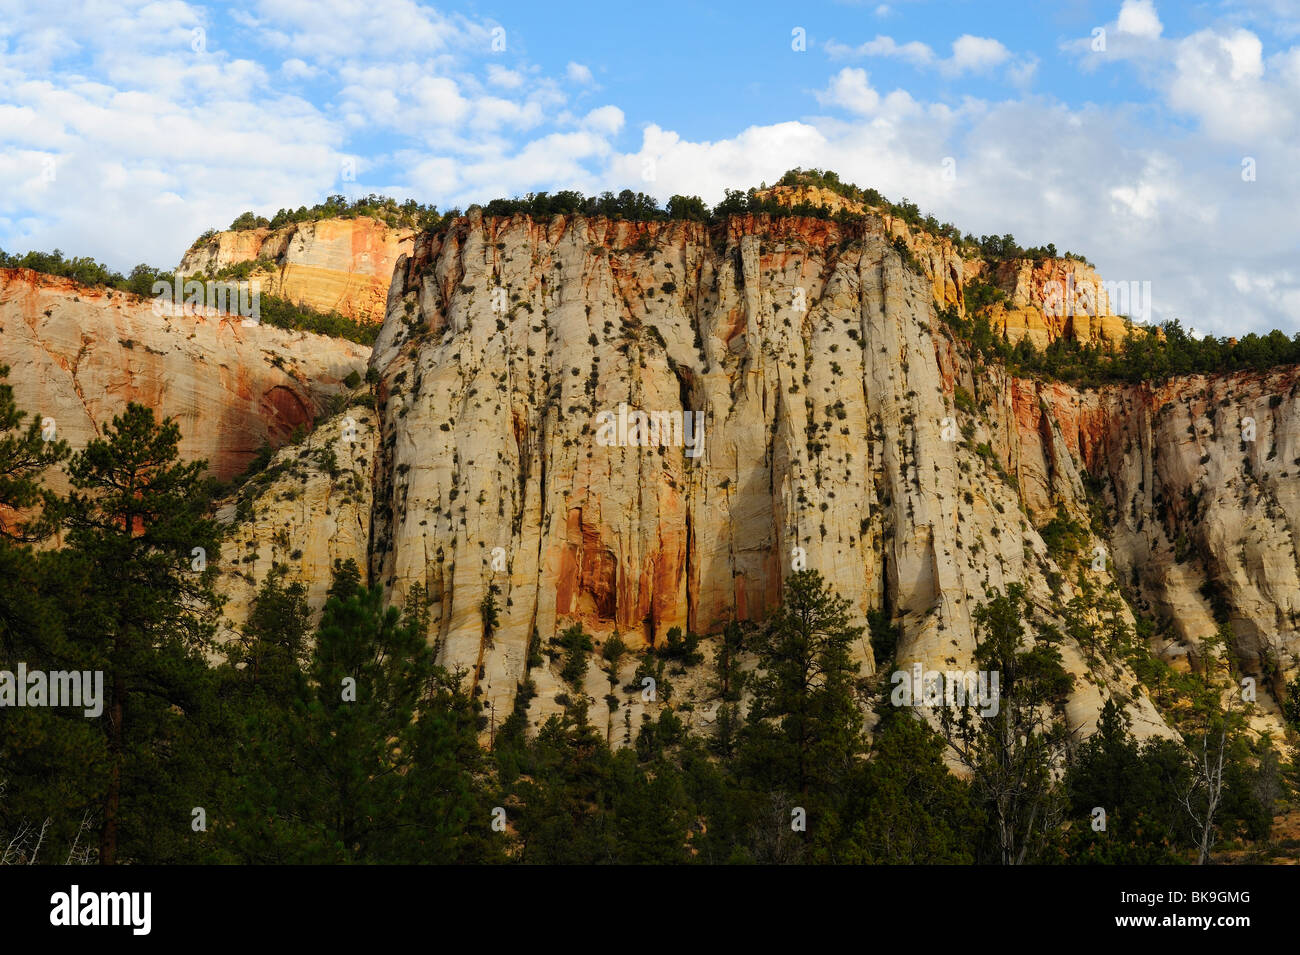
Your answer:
[941,35,1011,75]
[817,67,882,114]
[280,58,319,80]
[486,64,525,89]
[580,105,624,135]
[1117,0,1163,39]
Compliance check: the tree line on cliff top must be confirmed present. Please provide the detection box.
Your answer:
[942,293,1300,387]
[212,169,1091,265]
[0,368,1290,864]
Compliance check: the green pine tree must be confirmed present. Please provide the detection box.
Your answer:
[64,403,223,864]
[742,570,866,797]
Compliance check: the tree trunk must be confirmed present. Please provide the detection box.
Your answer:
[100,669,125,865]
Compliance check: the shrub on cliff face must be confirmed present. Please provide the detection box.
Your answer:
[556,624,593,687]
[891,236,921,273]
[657,626,703,666]
[1284,675,1300,729]
[1039,504,1091,565]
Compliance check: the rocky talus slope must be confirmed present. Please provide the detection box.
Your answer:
[178,216,414,324]
[0,267,368,484]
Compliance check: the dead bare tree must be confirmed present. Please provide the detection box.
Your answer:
[66,809,98,866]
[747,791,806,864]
[1,817,50,865]
[1179,696,1236,865]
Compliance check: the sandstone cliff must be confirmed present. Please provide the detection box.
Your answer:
[365,210,1195,743]
[0,267,368,483]
[178,217,414,325]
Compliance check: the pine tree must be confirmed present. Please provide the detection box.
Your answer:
[829,709,979,863]
[1061,698,1188,863]
[64,403,223,863]
[210,569,330,862]
[305,566,434,859]
[742,569,866,797]
[0,366,99,862]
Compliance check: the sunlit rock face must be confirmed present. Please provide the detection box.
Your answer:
[178,217,414,325]
[16,202,1288,749]
[0,267,367,484]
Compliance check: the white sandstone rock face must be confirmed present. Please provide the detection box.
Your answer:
[367,212,1213,742]
[0,267,369,484]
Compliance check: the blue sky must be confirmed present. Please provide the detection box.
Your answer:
[2,0,1300,335]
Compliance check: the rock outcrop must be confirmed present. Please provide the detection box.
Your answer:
[0,267,368,483]
[178,217,414,324]
[983,258,1132,348]
[1013,367,1300,721]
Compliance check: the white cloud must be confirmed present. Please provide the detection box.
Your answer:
[942,35,1011,76]
[1006,55,1039,87]
[1117,0,1163,39]
[817,67,881,114]
[566,61,594,84]
[580,105,623,135]
[486,64,525,89]
[826,35,935,66]
[1107,155,1181,220]
[1167,29,1289,140]
[281,58,319,80]
[828,33,1013,77]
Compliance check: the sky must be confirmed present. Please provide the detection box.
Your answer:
[1,0,1299,336]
